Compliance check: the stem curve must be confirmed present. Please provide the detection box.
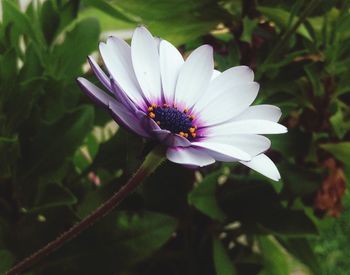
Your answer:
[5,147,165,275]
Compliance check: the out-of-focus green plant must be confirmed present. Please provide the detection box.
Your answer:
[0,0,349,274]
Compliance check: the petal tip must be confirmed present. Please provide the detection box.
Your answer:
[76,77,86,86]
[134,25,152,37]
[271,173,281,182]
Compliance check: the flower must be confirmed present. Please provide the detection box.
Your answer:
[77,26,287,181]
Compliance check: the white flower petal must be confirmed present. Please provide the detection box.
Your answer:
[159,40,184,104]
[211,69,221,80]
[194,66,254,112]
[191,141,251,161]
[174,45,213,108]
[204,134,271,156]
[204,119,288,136]
[233,105,282,122]
[166,147,215,167]
[240,154,281,181]
[198,82,259,126]
[99,37,145,107]
[131,26,161,103]
[154,37,161,52]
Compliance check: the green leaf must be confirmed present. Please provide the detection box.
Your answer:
[0,136,19,178]
[92,128,143,174]
[31,183,77,211]
[218,179,280,220]
[0,249,14,273]
[0,48,17,86]
[17,106,94,205]
[4,77,44,132]
[2,0,44,52]
[320,142,350,166]
[213,238,237,275]
[258,236,290,275]
[241,17,258,43]
[329,100,350,139]
[82,0,138,23]
[37,211,177,274]
[15,207,78,257]
[49,18,100,80]
[215,43,240,71]
[257,6,313,41]
[143,162,194,216]
[73,132,100,172]
[304,62,324,96]
[23,105,94,177]
[279,162,323,197]
[115,0,230,45]
[188,171,226,222]
[279,238,322,275]
[40,0,60,45]
[19,43,44,80]
[78,6,135,34]
[269,128,312,159]
[258,209,319,237]
[218,179,318,236]
[56,0,80,34]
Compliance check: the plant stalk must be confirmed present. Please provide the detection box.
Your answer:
[5,147,165,275]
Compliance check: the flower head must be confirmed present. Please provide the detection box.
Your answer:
[77,26,287,181]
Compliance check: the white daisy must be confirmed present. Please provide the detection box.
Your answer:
[77,26,287,181]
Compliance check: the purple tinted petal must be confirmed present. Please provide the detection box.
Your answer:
[108,100,150,138]
[78,78,151,138]
[110,78,139,113]
[142,116,161,132]
[87,56,112,92]
[77,77,113,108]
[153,129,191,147]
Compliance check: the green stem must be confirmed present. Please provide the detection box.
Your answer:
[5,146,166,275]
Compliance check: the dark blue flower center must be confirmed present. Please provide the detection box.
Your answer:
[148,104,197,138]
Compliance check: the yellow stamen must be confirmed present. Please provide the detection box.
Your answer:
[189,115,195,120]
[149,112,155,119]
[179,132,185,137]
[189,127,196,133]
[183,108,189,113]
[156,121,161,125]
[151,103,157,108]
[184,133,189,138]
[191,132,197,138]
[147,106,153,111]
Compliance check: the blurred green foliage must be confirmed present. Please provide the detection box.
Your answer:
[0,0,350,274]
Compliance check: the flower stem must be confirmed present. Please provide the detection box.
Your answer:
[5,146,166,275]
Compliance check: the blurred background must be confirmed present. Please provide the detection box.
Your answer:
[0,0,350,274]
